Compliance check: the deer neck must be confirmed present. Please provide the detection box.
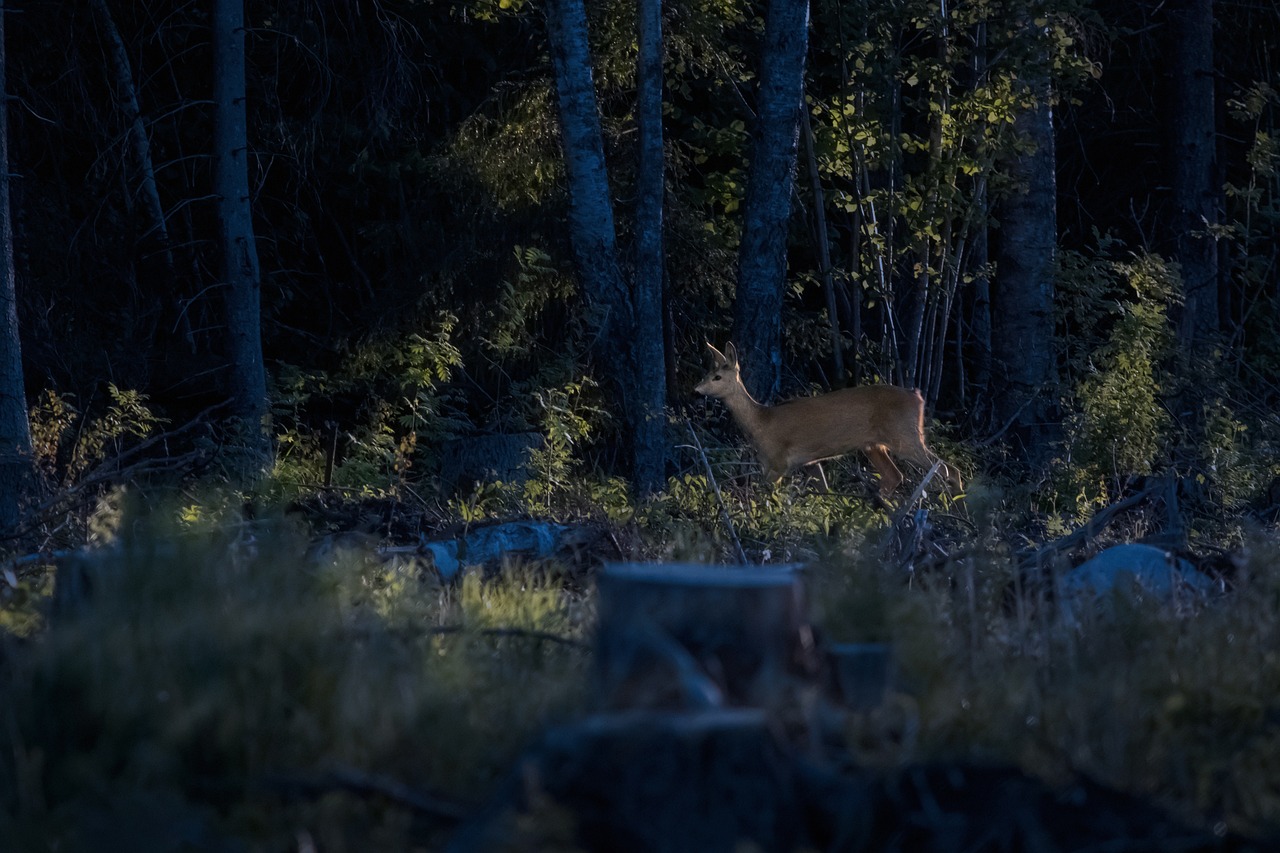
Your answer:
[721,384,770,439]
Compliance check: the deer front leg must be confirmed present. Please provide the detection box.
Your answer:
[863,444,904,497]
[899,442,963,493]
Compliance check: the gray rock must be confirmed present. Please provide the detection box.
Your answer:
[1061,543,1214,599]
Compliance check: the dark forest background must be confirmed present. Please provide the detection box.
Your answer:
[0,0,1276,520]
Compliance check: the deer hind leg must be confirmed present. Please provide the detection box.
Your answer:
[863,444,904,497]
[807,461,831,493]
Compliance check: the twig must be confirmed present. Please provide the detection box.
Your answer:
[2,405,227,542]
[349,622,588,650]
[879,461,943,564]
[906,461,942,512]
[2,450,210,543]
[683,419,749,564]
[2,549,82,582]
[1016,486,1156,571]
[973,389,1041,448]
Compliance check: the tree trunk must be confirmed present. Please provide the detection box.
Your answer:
[213,0,270,473]
[800,108,844,386]
[992,71,1056,463]
[1167,0,1219,354]
[0,0,33,534]
[632,0,667,496]
[89,0,175,277]
[545,0,676,498]
[969,178,992,409]
[543,0,631,352]
[732,0,810,402]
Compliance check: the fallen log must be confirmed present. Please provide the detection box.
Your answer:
[401,520,596,581]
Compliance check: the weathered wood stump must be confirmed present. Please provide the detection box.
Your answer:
[594,563,814,711]
[447,709,814,853]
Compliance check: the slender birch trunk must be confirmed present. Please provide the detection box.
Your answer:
[213,0,270,474]
[633,0,668,495]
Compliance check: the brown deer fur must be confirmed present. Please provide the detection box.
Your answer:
[695,342,961,497]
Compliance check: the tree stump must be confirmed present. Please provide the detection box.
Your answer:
[447,709,814,853]
[594,563,814,711]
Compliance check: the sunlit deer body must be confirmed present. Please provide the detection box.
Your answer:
[695,343,962,497]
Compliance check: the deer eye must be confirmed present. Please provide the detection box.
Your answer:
[713,374,721,381]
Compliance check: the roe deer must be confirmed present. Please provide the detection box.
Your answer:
[695,342,962,497]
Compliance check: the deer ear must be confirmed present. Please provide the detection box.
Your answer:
[724,342,738,366]
[705,342,726,365]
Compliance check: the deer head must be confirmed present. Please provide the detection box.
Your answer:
[694,342,745,400]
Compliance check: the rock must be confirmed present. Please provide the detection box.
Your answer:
[1060,543,1215,601]
[437,432,543,493]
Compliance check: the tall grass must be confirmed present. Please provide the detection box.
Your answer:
[0,509,589,851]
[813,532,1280,836]
[4,491,1279,848]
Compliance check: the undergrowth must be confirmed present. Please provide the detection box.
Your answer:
[0,506,589,852]
[812,532,1280,837]
[3,461,1280,849]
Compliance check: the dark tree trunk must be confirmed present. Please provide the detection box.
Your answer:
[545,0,677,496]
[0,0,32,534]
[732,0,810,402]
[214,0,270,474]
[543,0,631,351]
[969,179,992,408]
[1167,0,1219,353]
[89,0,175,277]
[993,73,1056,463]
[633,0,668,496]
[968,25,993,412]
[801,108,844,386]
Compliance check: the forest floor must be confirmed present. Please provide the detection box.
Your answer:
[2,476,1280,851]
